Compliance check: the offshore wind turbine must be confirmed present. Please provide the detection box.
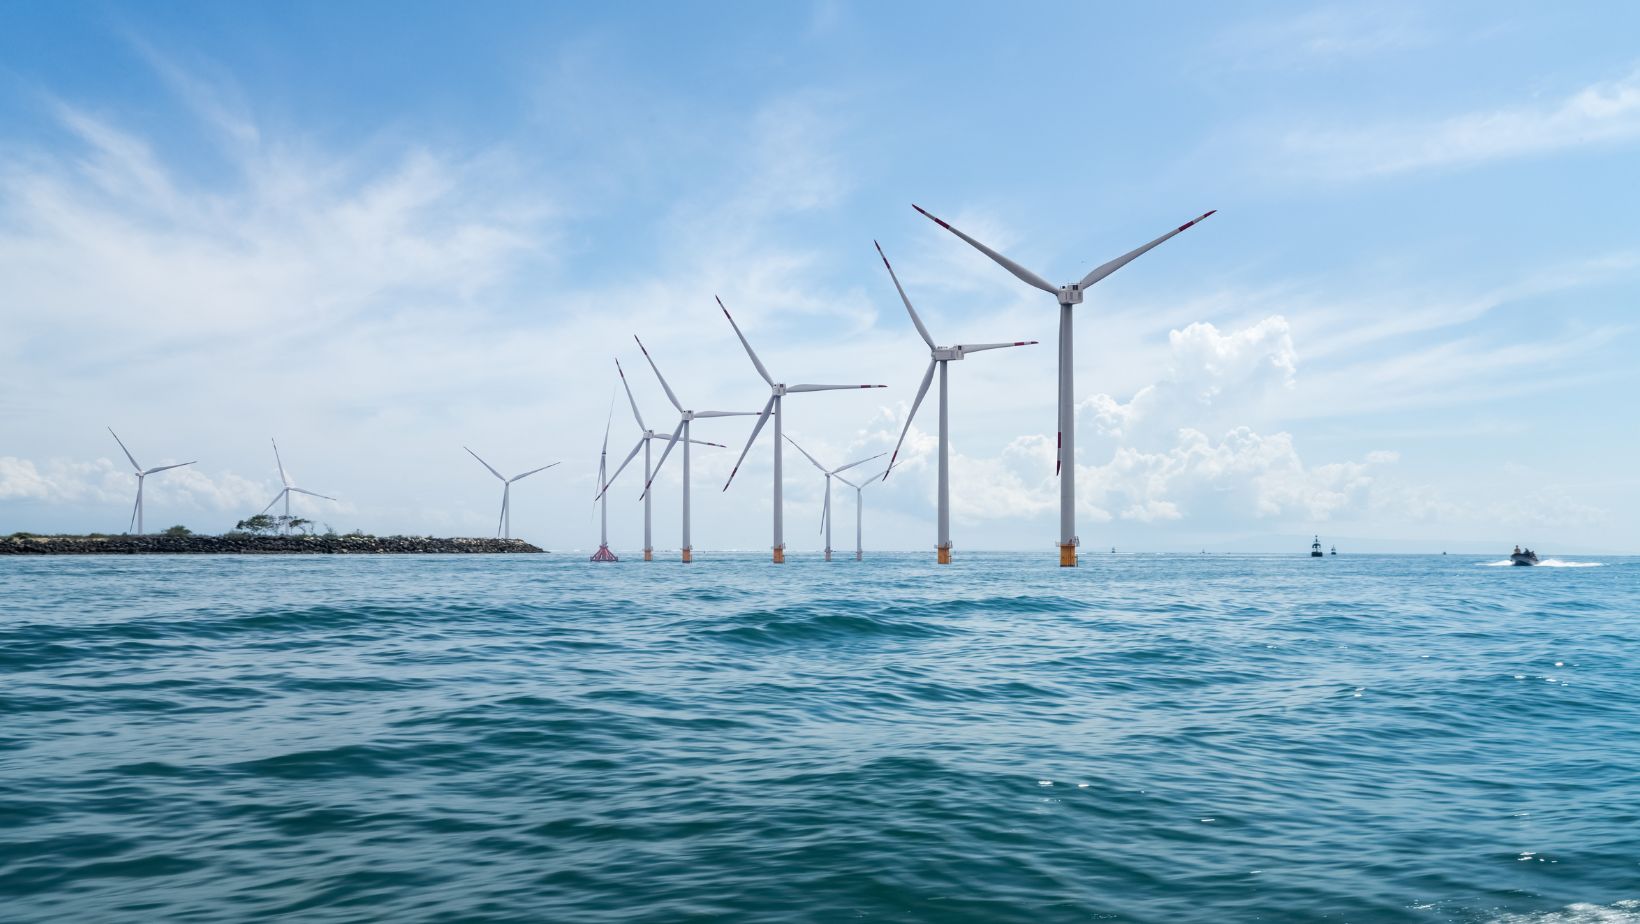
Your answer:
[875,240,1037,564]
[602,356,726,561]
[598,337,753,563]
[591,398,618,562]
[106,427,194,535]
[784,435,884,562]
[912,204,1215,566]
[719,297,887,563]
[836,467,889,562]
[262,439,336,531]
[464,448,559,540]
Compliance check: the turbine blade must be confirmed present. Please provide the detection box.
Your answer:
[510,461,562,483]
[465,447,506,481]
[820,488,828,535]
[143,461,196,475]
[107,427,141,472]
[634,335,684,413]
[1078,210,1216,290]
[783,434,828,474]
[261,488,287,514]
[598,440,645,500]
[884,360,937,480]
[913,204,1057,294]
[288,487,335,501]
[615,357,647,430]
[956,340,1038,354]
[271,439,289,487]
[641,420,687,500]
[833,451,886,475]
[723,395,776,490]
[717,296,775,386]
[835,475,860,490]
[682,437,726,448]
[874,240,936,349]
[691,410,758,418]
[787,384,886,393]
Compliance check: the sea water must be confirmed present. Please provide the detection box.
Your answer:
[1,552,1636,923]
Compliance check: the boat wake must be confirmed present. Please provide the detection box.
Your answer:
[1481,559,1604,568]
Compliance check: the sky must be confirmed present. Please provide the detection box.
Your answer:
[2,1,1638,554]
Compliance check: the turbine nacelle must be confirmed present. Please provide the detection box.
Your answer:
[1056,284,1085,305]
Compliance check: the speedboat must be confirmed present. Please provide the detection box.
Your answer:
[1510,548,1539,566]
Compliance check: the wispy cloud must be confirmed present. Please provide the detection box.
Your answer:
[1280,67,1640,178]
[1217,4,1429,70]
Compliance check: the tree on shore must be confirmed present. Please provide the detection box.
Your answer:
[162,525,192,537]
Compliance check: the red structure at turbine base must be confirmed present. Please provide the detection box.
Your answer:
[590,544,618,562]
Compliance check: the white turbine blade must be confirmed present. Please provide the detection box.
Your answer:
[143,461,196,475]
[271,439,290,487]
[129,485,140,532]
[598,440,645,500]
[634,335,684,413]
[510,461,562,483]
[288,487,335,501]
[615,357,647,430]
[820,488,829,535]
[107,427,142,472]
[835,475,860,490]
[884,360,936,479]
[465,447,506,482]
[1079,210,1216,290]
[787,384,887,393]
[723,395,776,490]
[783,434,829,474]
[957,340,1038,354]
[913,204,1057,295]
[681,437,727,448]
[261,488,287,514]
[717,296,775,386]
[601,393,614,453]
[874,240,936,349]
[833,451,886,475]
[641,420,687,500]
[691,410,757,418]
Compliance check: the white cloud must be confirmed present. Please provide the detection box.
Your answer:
[1218,5,1429,69]
[1281,67,1640,178]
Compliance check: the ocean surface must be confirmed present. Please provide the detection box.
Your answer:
[2,552,1636,923]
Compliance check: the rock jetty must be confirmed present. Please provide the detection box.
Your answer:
[1,535,544,555]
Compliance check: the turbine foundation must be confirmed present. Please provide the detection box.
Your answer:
[643,549,653,561]
[824,549,832,562]
[681,547,692,563]
[937,545,952,565]
[591,544,618,562]
[1059,543,1077,567]
[772,546,785,564]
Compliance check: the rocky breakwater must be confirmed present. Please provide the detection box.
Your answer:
[1,535,545,555]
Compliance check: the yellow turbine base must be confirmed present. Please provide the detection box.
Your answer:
[937,546,952,564]
[681,547,692,563]
[1060,543,1078,567]
[643,549,653,562]
[773,547,785,564]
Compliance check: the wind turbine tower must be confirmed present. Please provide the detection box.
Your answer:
[465,448,559,540]
[591,399,619,562]
[874,241,1037,564]
[719,297,886,563]
[836,467,890,562]
[912,205,1215,566]
[784,435,884,562]
[106,427,195,535]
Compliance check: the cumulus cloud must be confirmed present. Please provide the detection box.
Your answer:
[0,456,278,519]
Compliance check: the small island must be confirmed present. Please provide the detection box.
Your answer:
[4,517,543,555]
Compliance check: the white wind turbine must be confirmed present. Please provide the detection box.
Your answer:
[107,427,195,535]
[262,439,336,532]
[601,355,728,561]
[836,467,891,562]
[464,448,559,540]
[719,296,886,563]
[875,240,1037,564]
[597,336,753,563]
[784,435,884,562]
[912,204,1215,566]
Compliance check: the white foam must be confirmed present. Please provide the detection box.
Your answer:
[1480,559,1604,568]
[1490,898,1640,923]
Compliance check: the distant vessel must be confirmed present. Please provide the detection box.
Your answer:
[1330,545,1337,556]
[1111,546,1116,554]
[1311,535,1324,558]
[1510,546,1539,566]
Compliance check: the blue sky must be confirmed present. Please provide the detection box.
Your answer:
[3,1,1638,552]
